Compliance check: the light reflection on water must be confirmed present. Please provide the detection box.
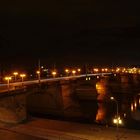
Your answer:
[80,74,140,129]
[96,80,107,122]
[130,94,140,122]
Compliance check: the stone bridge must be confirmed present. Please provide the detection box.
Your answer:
[0,73,140,123]
[0,76,99,123]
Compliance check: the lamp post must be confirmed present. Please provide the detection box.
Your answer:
[20,74,26,86]
[72,70,76,76]
[77,68,81,75]
[5,76,12,91]
[65,69,69,76]
[13,72,18,82]
[36,70,41,84]
[110,96,122,140]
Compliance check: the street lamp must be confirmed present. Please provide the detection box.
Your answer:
[36,70,41,84]
[110,96,119,123]
[72,70,76,76]
[77,68,81,72]
[65,69,69,76]
[20,74,26,86]
[110,96,122,140]
[13,72,18,82]
[5,76,12,91]
[52,71,57,78]
[86,76,91,81]
[97,75,100,79]
[94,68,99,73]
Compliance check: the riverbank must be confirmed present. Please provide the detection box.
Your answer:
[0,117,140,140]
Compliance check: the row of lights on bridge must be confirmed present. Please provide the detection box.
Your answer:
[4,67,139,82]
[7,66,134,85]
[4,68,82,85]
[6,66,130,85]
[5,72,26,83]
[93,67,140,74]
[5,67,120,85]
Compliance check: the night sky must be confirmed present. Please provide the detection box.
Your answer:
[0,1,139,68]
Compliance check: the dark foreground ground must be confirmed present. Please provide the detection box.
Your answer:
[0,117,140,140]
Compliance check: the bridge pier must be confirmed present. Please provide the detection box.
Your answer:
[0,90,27,123]
[27,80,77,116]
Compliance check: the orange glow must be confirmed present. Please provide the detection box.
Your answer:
[77,68,81,72]
[114,74,117,77]
[96,83,106,95]
[52,71,57,75]
[20,74,26,78]
[101,69,105,72]
[13,72,18,76]
[134,101,137,108]
[5,77,12,80]
[131,103,134,112]
[72,70,76,74]
[94,68,99,72]
[113,117,122,125]
[65,69,69,73]
[110,96,115,100]
[111,69,115,72]
[36,70,40,74]
[96,108,105,122]
[96,81,106,100]
[97,76,99,79]
[116,68,120,73]
[96,102,106,122]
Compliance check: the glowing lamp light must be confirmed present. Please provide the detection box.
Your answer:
[116,68,120,73]
[97,76,99,79]
[119,119,122,125]
[86,77,91,81]
[110,96,115,100]
[36,70,41,84]
[52,71,56,75]
[131,103,134,112]
[113,117,123,125]
[94,68,99,72]
[5,76,11,81]
[4,76,12,91]
[134,101,137,108]
[114,74,117,77]
[65,69,69,73]
[52,71,57,77]
[102,69,105,72]
[105,68,108,72]
[13,72,18,76]
[20,74,26,85]
[20,74,26,78]
[36,71,40,74]
[77,68,81,72]
[72,70,76,75]
[113,118,117,124]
